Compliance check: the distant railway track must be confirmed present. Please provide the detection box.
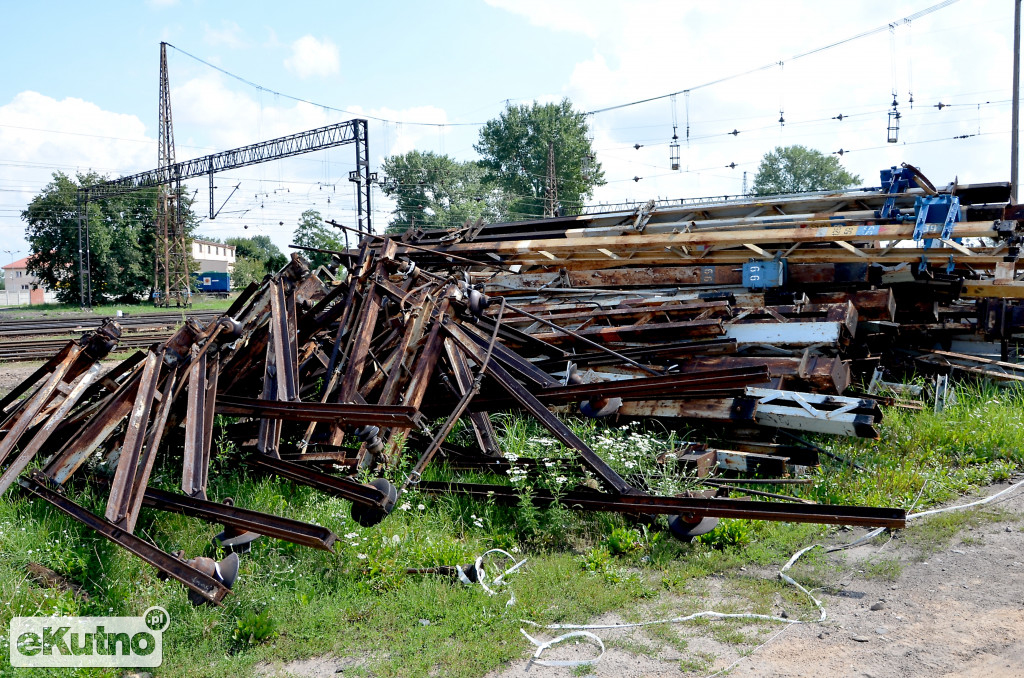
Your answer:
[0,334,174,361]
[0,310,219,337]
[0,310,220,361]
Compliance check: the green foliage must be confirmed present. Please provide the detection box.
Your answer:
[21,171,195,304]
[231,255,267,290]
[291,209,343,269]
[1,383,1022,676]
[224,234,287,278]
[697,520,753,550]
[862,557,904,580]
[579,546,613,573]
[605,527,643,556]
[380,151,507,233]
[751,145,861,196]
[231,608,278,647]
[475,98,604,219]
[813,383,1024,509]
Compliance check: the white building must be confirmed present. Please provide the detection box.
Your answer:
[192,239,236,274]
[1,256,57,306]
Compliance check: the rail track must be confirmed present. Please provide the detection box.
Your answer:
[0,310,219,361]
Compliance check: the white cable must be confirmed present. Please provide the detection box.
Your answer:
[906,477,1024,520]
[522,544,823,632]
[457,548,527,607]
[520,629,605,668]
[516,478,1024,669]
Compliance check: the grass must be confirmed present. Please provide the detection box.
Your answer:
[0,295,238,318]
[900,506,1011,558]
[0,382,1021,677]
[861,557,904,581]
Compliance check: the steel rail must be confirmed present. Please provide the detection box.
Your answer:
[416,481,906,528]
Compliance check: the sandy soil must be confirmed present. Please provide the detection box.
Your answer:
[0,364,49,396]
[491,481,1024,678]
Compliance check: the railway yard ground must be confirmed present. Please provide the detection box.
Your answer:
[0,301,1022,677]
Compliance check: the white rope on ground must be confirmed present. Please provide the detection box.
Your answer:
[517,476,1024,670]
[457,548,527,607]
[520,629,606,668]
[906,476,1024,520]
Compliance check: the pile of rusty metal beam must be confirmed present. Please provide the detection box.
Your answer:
[6,162,1024,604]
[384,164,1024,391]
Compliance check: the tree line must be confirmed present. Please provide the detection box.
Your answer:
[19,173,339,306]
[19,95,859,304]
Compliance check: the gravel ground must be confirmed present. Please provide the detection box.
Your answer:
[493,482,1024,678]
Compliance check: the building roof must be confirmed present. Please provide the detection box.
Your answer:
[2,256,30,270]
[193,239,235,250]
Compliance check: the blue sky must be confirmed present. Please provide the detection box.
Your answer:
[0,0,1017,261]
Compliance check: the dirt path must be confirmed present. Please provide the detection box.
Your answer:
[494,481,1024,678]
[0,363,47,396]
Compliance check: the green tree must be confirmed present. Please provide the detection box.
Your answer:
[474,98,604,220]
[291,209,343,269]
[231,256,266,289]
[224,235,287,274]
[380,151,506,232]
[22,171,164,304]
[751,145,861,196]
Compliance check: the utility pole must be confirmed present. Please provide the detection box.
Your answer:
[156,42,190,307]
[77,194,86,309]
[544,140,558,218]
[1013,0,1021,202]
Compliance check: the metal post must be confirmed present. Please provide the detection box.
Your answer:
[349,120,373,235]
[84,194,93,309]
[77,192,86,309]
[1013,0,1021,202]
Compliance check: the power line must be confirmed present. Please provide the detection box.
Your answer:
[586,0,962,116]
[165,43,485,128]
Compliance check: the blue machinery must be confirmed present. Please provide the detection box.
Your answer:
[742,165,966,290]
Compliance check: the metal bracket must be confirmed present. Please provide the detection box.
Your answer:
[632,199,657,233]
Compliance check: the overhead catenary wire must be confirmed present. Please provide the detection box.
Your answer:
[165,43,486,128]
[585,0,961,116]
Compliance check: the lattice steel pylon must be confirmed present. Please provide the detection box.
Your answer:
[543,140,558,218]
[155,42,190,307]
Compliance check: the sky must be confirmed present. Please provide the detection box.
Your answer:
[0,0,1017,264]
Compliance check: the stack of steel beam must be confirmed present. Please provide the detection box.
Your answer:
[8,163,1024,603]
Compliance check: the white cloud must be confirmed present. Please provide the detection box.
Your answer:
[0,92,154,256]
[475,0,1016,208]
[203,21,247,49]
[165,75,453,247]
[284,36,340,79]
[483,0,605,39]
[146,0,178,7]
